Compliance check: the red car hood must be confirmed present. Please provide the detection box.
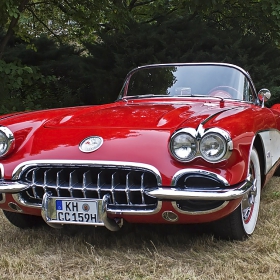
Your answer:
[42,100,235,130]
[0,99,251,184]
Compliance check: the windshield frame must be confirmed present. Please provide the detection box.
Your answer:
[118,63,259,105]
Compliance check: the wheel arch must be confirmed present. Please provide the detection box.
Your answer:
[252,134,265,187]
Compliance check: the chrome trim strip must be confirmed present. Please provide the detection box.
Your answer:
[171,168,230,186]
[106,201,162,216]
[148,175,253,201]
[0,181,29,193]
[0,163,4,179]
[122,63,258,102]
[11,160,162,186]
[13,193,41,208]
[172,201,229,215]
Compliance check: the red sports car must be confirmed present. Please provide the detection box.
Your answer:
[0,63,279,240]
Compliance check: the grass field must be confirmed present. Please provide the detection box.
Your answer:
[0,177,280,280]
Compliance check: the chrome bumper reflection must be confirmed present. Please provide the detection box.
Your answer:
[147,175,254,201]
[0,175,253,201]
[0,180,28,193]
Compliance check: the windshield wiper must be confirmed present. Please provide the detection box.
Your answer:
[122,94,170,100]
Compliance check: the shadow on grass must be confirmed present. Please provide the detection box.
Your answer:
[54,222,215,248]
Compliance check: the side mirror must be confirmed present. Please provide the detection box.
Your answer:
[258,88,271,107]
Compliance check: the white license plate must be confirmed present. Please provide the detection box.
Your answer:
[55,199,98,224]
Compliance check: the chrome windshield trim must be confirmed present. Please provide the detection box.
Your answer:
[172,201,229,215]
[121,63,258,104]
[148,175,253,201]
[171,168,230,186]
[11,160,162,185]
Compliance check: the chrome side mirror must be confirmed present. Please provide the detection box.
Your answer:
[258,88,271,107]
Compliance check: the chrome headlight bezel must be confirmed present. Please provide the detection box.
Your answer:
[199,131,228,162]
[169,128,197,162]
[169,127,232,163]
[0,127,15,157]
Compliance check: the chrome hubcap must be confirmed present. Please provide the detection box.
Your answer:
[242,171,257,222]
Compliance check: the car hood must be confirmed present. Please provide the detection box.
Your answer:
[42,101,237,130]
[0,100,251,184]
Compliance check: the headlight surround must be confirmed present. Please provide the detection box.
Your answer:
[199,132,227,162]
[170,127,232,163]
[170,132,197,162]
[0,127,15,157]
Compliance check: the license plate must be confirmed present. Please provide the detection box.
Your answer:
[55,199,98,224]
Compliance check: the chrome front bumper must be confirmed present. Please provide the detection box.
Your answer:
[0,161,255,230]
[148,176,254,201]
[0,172,254,231]
[0,174,254,201]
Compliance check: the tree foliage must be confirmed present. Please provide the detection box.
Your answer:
[2,0,280,53]
[1,1,280,112]
[86,16,280,105]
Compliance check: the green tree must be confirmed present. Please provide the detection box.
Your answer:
[1,0,280,112]
[85,16,280,104]
[2,1,280,55]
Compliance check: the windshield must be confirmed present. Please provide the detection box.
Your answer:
[121,64,256,102]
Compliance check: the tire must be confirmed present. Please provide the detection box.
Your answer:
[3,210,44,229]
[213,148,261,240]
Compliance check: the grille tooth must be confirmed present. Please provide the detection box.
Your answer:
[140,173,145,204]
[97,171,104,199]
[56,170,65,197]
[111,172,121,204]
[69,170,78,197]
[44,169,57,195]
[19,165,159,209]
[31,169,39,199]
[82,170,92,198]
[125,172,132,205]
[69,170,78,188]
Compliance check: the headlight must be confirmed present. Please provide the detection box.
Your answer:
[170,132,197,162]
[200,133,227,162]
[0,127,15,157]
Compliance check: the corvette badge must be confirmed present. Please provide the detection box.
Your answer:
[79,136,103,153]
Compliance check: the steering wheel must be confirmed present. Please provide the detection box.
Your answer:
[208,86,240,99]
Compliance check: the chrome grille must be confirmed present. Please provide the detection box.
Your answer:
[18,165,159,209]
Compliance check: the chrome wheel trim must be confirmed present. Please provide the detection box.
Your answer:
[241,148,261,235]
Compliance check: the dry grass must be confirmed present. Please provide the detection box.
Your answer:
[1,177,280,280]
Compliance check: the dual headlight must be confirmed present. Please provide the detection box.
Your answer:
[0,127,15,157]
[169,128,232,163]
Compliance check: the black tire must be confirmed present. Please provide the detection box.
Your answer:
[213,148,261,240]
[3,210,44,229]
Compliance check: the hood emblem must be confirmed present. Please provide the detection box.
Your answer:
[79,136,103,153]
